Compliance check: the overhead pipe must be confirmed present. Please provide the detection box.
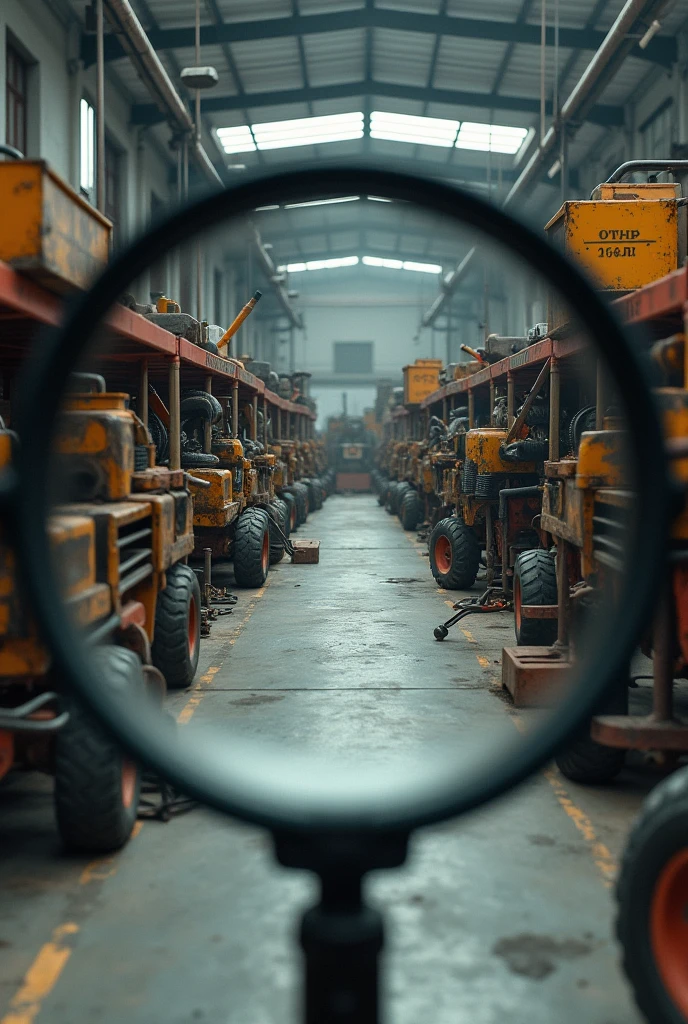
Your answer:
[251,225,303,329]
[419,0,669,329]
[103,0,222,188]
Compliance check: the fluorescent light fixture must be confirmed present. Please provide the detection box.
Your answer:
[215,124,256,153]
[284,196,360,209]
[279,257,360,273]
[370,110,459,148]
[547,159,561,179]
[456,121,529,154]
[403,260,442,274]
[252,112,364,151]
[363,256,403,269]
[255,204,280,212]
[367,195,393,202]
[364,255,442,274]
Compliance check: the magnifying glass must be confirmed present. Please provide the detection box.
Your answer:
[8,165,670,1023]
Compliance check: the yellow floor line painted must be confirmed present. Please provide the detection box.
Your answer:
[543,767,617,888]
[461,628,477,644]
[0,924,79,1024]
[1,585,269,1023]
[476,655,490,668]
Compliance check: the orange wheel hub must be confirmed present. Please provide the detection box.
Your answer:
[651,848,688,1017]
[121,760,137,809]
[434,535,452,574]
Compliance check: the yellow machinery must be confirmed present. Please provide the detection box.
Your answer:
[0,379,200,852]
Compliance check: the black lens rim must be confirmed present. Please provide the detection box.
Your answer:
[12,163,670,834]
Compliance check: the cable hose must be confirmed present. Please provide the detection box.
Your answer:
[253,502,294,556]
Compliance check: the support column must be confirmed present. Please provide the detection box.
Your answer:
[263,395,269,446]
[549,358,560,462]
[169,357,181,471]
[468,389,475,429]
[203,374,212,453]
[252,395,258,441]
[507,372,515,426]
[596,358,606,430]
[232,380,239,437]
[489,381,496,426]
[139,359,148,428]
[556,539,570,647]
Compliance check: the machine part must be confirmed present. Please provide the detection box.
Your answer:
[616,765,688,1024]
[505,358,552,445]
[217,291,263,353]
[603,159,688,187]
[233,507,270,588]
[180,451,220,469]
[148,410,169,464]
[555,673,629,783]
[151,563,201,690]
[181,390,223,425]
[134,444,149,471]
[428,518,480,591]
[433,587,507,641]
[513,550,558,646]
[54,645,144,852]
[0,692,69,733]
[399,489,423,532]
[291,482,310,525]
[501,438,549,463]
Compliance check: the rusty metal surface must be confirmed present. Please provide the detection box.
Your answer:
[501,645,572,708]
[591,715,688,750]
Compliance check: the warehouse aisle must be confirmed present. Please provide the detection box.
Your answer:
[0,495,649,1024]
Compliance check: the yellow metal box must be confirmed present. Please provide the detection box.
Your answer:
[0,160,111,292]
[591,182,681,201]
[403,359,443,405]
[545,197,685,333]
[465,428,536,474]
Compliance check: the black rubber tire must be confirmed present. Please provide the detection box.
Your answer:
[616,767,688,1024]
[269,500,288,564]
[428,517,480,590]
[388,481,411,516]
[513,549,558,646]
[180,451,220,468]
[180,392,222,424]
[134,445,149,471]
[291,482,309,525]
[555,674,628,784]
[233,507,270,587]
[377,479,389,506]
[148,410,169,464]
[399,489,423,531]
[151,563,201,690]
[281,491,298,533]
[308,478,323,511]
[273,497,290,538]
[54,646,144,853]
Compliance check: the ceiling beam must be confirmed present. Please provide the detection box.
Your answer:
[132,80,623,128]
[83,8,675,67]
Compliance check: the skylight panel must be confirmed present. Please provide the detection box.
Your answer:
[370,111,459,148]
[252,112,364,151]
[455,122,528,155]
[215,125,256,154]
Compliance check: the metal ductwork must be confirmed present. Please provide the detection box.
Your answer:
[419,0,671,329]
[103,0,223,188]
[251,225,303,329]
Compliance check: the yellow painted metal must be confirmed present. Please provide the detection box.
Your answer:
[575,430,629,489]
[592,182,681,201]
[188,469,238,526]
[0,160,111,292]
[465,428,536,474]
[657,388,688,540]
[545,199,683,293]
[403,359,443,405]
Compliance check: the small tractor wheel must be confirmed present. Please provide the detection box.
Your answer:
[308,478,323,511]
[513,549,558,646]
[399,489,423,531]
[616,766,688,1024]
[54,645,143,853]
[428,517,480,590]
[281,492,298,533]
[555,673,628,784]
[269,500,288,564]
[388,481,411,516]
[151,563,201,690]
[233,507,270,588]
[292,483,309,525]
[377,478,389,506]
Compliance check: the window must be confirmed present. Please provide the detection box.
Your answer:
[6,42,28,154]
[80,98,95,198]
[334,342,373,375]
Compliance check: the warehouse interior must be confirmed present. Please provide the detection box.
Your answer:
[1,2,688,1023]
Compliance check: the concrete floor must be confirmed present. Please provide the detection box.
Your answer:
[0,494,660,1024]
